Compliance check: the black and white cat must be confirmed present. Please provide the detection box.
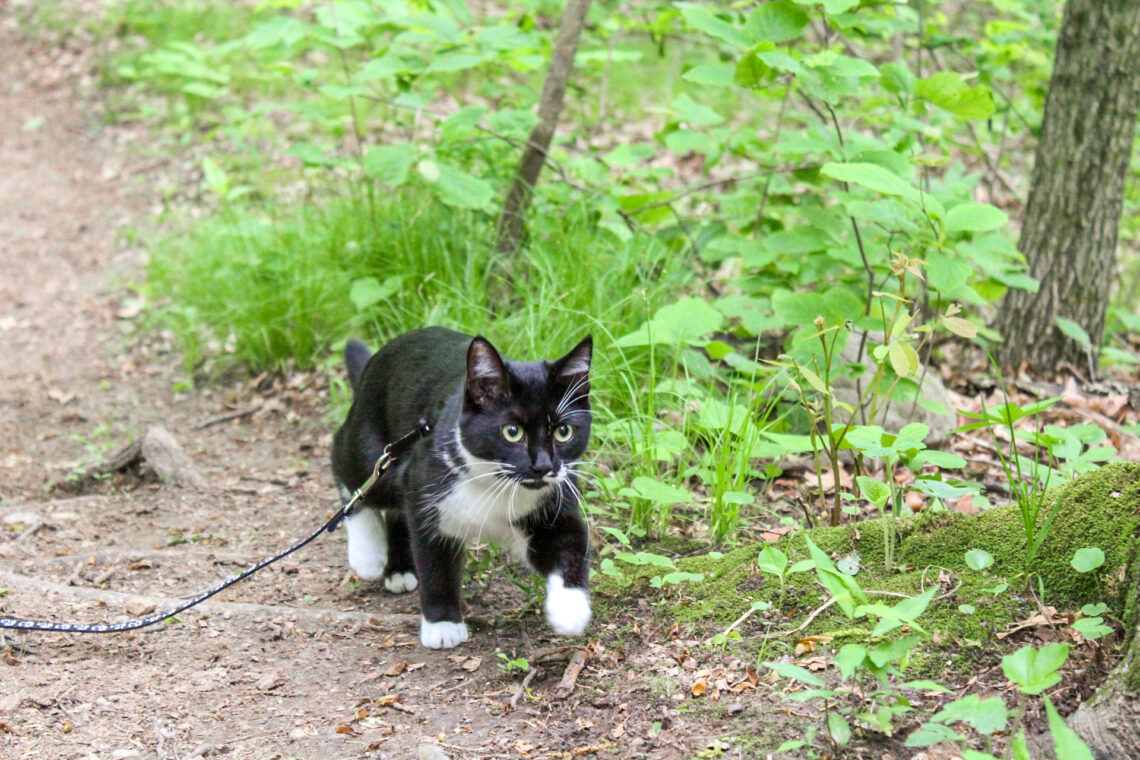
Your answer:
[331,327,593,649]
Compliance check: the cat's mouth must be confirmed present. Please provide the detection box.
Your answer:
[519,479,550,490]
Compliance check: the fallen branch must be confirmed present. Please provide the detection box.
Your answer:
[554,648,589,698]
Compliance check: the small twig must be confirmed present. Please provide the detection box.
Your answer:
[197,406,260,430]
[509,667,539,710]
[755,597,839,640]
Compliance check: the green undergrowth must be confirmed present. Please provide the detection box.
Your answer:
[600,462,1140,673]
[146,189,691,413]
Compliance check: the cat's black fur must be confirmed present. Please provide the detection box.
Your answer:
[331,327,592,648]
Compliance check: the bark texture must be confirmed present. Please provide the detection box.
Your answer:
[1067,519,1140,759]
[995,0,1140,374]
[495,0,592,255]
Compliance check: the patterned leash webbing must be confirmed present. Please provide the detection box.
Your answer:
[0,420,430,634]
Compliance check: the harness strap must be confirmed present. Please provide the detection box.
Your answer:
[0,419,431,634]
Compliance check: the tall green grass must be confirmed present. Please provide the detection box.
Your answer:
[148,191,691,415]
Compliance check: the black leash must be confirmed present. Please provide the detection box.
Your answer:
[0,420,431,634]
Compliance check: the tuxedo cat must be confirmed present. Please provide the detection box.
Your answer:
[331,327,592,649]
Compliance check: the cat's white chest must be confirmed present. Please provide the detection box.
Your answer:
[435,472,544,551]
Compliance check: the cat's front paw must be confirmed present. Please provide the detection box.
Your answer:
[420,619,469,649]
[383,571,418,594]
[545,573,591,636]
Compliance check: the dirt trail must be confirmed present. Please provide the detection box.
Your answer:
[0,18,754,760]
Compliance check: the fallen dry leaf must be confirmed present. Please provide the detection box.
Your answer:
[462,656,482,672]
[691,677,708,697]
[335,724,359,735]
[384,662,407,677]
[794,636,833,656]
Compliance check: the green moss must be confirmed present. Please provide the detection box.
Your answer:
[606,463,1140,675]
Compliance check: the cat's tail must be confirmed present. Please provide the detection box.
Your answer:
[344,339,372,392]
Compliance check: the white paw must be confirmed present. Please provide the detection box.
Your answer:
[545,574,591,636]
[384,571,418,594]
[345,509,387,580]
[420,619,468,649]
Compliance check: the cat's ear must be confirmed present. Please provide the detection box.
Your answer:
[553,335,592,383]
[466,336,510,408]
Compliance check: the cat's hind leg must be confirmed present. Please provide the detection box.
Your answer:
[382,510,418,594]
[341,496,388,580]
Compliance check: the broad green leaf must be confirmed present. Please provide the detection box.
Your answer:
[828,711,851,746]
[631,477,694,504]
[1044,696,1095,760]
[677,4,752,48]
[965,549,994,571]
[880,62,915,95]
[821,162,919,203]
[819,0,861,13]
[888,340,920,377]
[1055,316,1093,348]
[962,751,1001,760]
[945,203,1008,233]
[434,163,495,211]
[933,695,1008,735]
[869,636,919,668]
[425,52,489,74]
[763,660,826,687]
[1071,616,1113,639]
[201,157,228,195]
[1002,643,1069,695]
[901,680,952,692]
[943,316,978,339]
[651,571,705,587]
[775,740,806,752]
[287,142,337,167]
[915,71,996,120]
[1070,547,1106,573]
[1082,602,1109,616]
[615,551,674,568]
[833,644,866,680]
[349,275,405,311]
[904,721,963,747]
[670,93,724,127]
[856,476,890,508]
[416,159,441,183]
[682,63,736,87]
[746,0,809,43]
[757,546,788,576]
[353,53,407,82]
[616,297,725,347]
[362,142,416,186]
[440,106,486,143]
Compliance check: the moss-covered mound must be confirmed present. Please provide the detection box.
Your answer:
[598,462,1140,672]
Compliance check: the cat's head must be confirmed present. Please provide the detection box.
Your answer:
[458,335,592,490]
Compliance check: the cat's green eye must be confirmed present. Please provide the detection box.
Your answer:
[502,424,524,443]
[553,423,574,443]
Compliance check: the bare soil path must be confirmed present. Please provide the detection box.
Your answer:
[0,17,759,760]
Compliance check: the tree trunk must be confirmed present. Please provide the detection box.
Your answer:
[995,0,1140,375]
[495,0,592,255]
[1066,522,1140,759]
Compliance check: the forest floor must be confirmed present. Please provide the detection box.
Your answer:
[0,17,798,760]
